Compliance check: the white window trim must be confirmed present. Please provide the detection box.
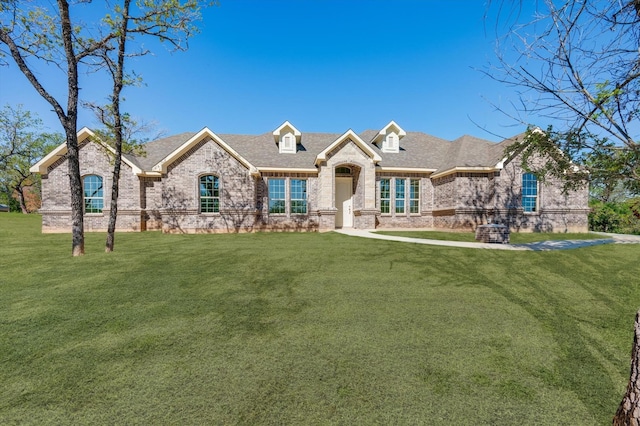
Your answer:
[199,174,221,214]
[290,178,308,215]
[522,172,539,214]
[409,178,420,215]
[395,178,405,214]
[268,177,287,215]
[83,174,104,215]
[379,178,391,215]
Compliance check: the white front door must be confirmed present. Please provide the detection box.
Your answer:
[335,177,353,228]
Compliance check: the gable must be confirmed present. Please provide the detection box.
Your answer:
[151,127,259,176]
[315,130,382,165]
[29,127,142,175]
[372,120,406,153]
[272,121,302,154]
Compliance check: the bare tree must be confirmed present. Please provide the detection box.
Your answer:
[488,0,640,194]
[488,3,640,422]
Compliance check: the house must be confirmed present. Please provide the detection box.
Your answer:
[29,121,589,234]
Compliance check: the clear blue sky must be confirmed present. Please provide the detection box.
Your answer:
[0,1,535,142]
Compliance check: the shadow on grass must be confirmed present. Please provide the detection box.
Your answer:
[476,264,623,422]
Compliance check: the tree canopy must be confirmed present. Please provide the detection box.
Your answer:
[0,105,60,213]
[1,0,209,254]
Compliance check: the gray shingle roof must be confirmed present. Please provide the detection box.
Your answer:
[126,128,516,174]
[125,132,197,170]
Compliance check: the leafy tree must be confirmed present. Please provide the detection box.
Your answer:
[489,1,640,195]
[86,0,205,253]
[0,105,60,213]
[1,1,109,255]
[1,0,208,254]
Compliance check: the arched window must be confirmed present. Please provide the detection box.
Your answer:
[522,173,538,212]
[83,175,104,214]
[200,175,220,213]
[335,166,352,176]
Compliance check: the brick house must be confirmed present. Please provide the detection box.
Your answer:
[29,121,589,233]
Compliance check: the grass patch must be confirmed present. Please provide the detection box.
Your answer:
[1,213,638,424]
[375,229,606,244]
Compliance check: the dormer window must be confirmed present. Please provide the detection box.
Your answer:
[280,132,296,154]
[373,120,406,154]
[273,121,302,154]
[383,132,399,153]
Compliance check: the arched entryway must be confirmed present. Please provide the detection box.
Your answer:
[335,165,357,228]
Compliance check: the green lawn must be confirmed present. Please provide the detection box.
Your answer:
[1,213,638,424]
[375,229,607,243]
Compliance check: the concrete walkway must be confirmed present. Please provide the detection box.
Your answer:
[335,229,640,251]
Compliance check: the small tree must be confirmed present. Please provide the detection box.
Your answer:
[0,105,59,213]
[87,0,205,252]
[1,0,209,254]
[1,1,111,255]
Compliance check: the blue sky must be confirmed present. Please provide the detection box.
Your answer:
[0,1,535,142]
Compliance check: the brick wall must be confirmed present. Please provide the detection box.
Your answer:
[158,137,258,233]
[40,140,142,232]
[429,155,589,232]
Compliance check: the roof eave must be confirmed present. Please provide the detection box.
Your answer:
[376,166,436,173]
[431,166,498,179]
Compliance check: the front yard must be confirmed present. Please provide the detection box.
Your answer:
[0,213,638,424]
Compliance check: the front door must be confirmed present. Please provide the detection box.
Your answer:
[335,177,353,228]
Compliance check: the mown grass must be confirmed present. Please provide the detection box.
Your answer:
[375,229,606,243]
[1,213,638,424]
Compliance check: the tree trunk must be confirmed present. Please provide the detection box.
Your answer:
[15,186,28,214]
[59,0,84,257]
[105,154,120,252]
[613,309,640,425]
[105,0,130,253]
[65,126,85,257]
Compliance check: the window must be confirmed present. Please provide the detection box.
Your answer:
[380,178,390,214]
[395,178,405,214]
[409,179,420,214]
[522,173,538,212]
[290,179,307,214]
[280,132,296,154]
[83,175,103,213]
[200,175,220,213]
[335,166,351,175]
[382,132,399,153]
[268,178,286,214]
